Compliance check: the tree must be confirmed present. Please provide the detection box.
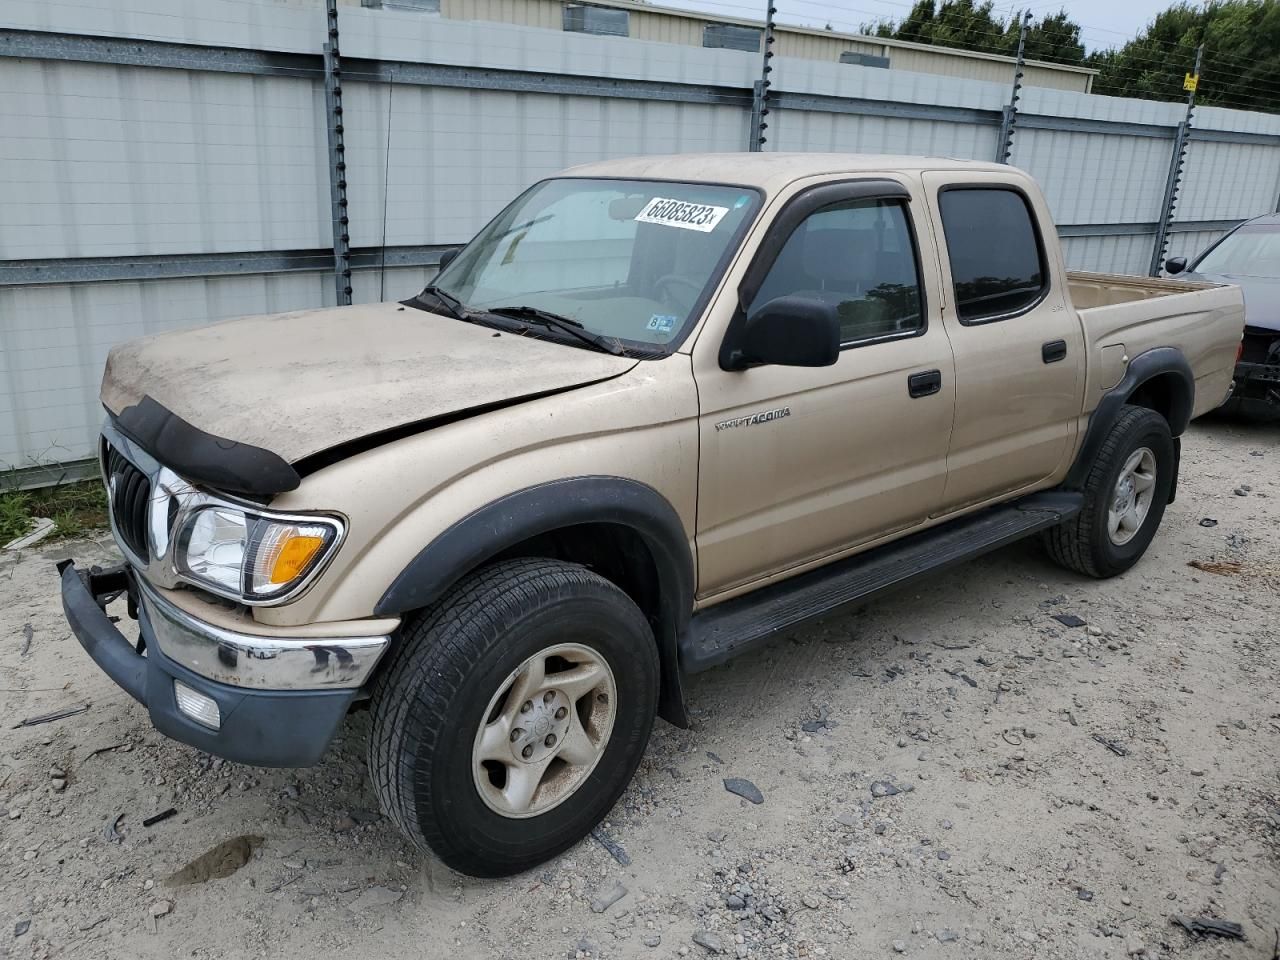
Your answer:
[1087,1,1280,111]
[864,1,1085,64]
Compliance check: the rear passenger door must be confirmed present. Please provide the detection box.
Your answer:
[693,179,956,598]
[921,173,1084,512]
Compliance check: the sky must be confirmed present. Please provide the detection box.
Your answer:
[657,0,1176,52]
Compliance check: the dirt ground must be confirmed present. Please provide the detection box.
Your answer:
[1,417,1277,960]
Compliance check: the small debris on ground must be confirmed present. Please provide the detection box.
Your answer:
[103,811,125,842]
[723,777,764,804]
[1171,916,1246,940]
[19,623,32,656]
[1189,559,1243,576]
[14,919,30,938]
[692,929,725,954]
[166,835,263,886]
[13,704,90,728]
[143,807,177,828]
[589,880,627,914]
[1052,614,1087,628]
[1199,517,1218,527]
[870,780,901,798]
[1091,734,1129,757]
[590,827,631,866]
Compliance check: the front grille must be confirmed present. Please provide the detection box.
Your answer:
[104,443,152,561]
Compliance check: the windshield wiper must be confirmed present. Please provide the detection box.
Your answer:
[410,285,467,320]
[486,305,630,357]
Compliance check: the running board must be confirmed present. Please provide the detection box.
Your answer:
[680,491,1083,674]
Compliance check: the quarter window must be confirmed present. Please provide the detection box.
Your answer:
[750,199,925,346]
[938,188,1047,323]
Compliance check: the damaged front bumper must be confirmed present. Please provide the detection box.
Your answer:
[58,561,389,767]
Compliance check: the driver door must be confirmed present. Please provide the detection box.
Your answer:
[693,178,956,599]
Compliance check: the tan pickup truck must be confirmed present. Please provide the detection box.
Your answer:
[59,154,1243,877]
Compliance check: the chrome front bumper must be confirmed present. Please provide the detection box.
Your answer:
[138,578,389,691]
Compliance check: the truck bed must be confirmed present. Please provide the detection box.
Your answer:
[1069,271,1245,420]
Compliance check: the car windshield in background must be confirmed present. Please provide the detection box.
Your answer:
[431,178,761,350]
[1195,224,1280,278]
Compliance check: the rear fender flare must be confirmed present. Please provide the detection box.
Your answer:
[1066,346,1194,492]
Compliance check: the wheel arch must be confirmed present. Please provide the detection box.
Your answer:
[1067,346,1193,492]
[374,477,694,727]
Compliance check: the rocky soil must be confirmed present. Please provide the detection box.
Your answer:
[1,417,1277,960]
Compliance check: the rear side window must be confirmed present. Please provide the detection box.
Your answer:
[938,188,1047,323]
[750,198,925,346]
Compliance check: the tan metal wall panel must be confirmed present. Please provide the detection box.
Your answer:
[442,0,561,29]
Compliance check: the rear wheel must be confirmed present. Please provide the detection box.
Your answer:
[1043,405,1175,578]
[368,558,658,877]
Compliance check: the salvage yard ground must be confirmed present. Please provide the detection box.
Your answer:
[1,417,1277,960]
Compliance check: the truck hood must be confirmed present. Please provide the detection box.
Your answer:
[101,302,638,469]
[1183,271,1280,332]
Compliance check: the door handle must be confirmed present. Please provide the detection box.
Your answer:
[1042,339,1068,364]
[907,369,942,398]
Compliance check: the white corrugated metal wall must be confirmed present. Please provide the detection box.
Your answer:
[2,0,1279,474]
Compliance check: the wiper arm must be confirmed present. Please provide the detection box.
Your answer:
[410,285,467,320]
[486,305,629,357]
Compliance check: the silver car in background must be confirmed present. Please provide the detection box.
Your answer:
[1166,214,1280,420]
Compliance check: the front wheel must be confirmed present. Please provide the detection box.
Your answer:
[1043,405,1176,578]
[367,558,659,877]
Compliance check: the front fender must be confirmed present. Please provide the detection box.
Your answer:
[374,476,694,726]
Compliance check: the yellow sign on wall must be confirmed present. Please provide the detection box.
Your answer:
[1183,72,1199,92]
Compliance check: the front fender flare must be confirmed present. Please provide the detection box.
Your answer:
[374,476,694,726]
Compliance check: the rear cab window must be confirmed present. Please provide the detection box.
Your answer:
[937,187,1048,324]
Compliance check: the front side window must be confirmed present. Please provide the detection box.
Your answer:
[433,178,761,350]
[750,198,925,345]
[938,188,1047,323]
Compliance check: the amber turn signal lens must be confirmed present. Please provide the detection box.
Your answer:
[266,533,326,584]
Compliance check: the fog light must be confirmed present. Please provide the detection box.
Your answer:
[174,680,221,730]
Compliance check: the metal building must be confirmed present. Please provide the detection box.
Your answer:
[370,0,1098,92]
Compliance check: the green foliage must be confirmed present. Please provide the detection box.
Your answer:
[1087,1,1280,111]
[862,0,1280,112]
[863,1,1084,63]
[0,492,32,544]
[0,480,108,544]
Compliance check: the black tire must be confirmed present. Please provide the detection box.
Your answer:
[367,558,659,878]
[1043,405,1176,578]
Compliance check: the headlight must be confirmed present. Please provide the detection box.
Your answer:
[176,505,342,603]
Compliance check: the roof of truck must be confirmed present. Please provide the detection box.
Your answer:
[561,153,1016,194]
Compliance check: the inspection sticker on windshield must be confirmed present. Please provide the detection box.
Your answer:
[635,197,729,233]
[647,314,677,333]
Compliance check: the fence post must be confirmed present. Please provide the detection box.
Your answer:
[748,2,776,151]
[1149,44,1203,277]
[995,10,1030,164]
[323,0,352,306]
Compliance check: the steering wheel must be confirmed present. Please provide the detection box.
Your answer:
[654,274,702,311]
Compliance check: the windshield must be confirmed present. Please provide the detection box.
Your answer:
[431,178,762,350]
[1194,224,1280,278]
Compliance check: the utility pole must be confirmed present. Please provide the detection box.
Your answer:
[995,9,1031,164]
[1149,43,1203,277]
[323,0,352,305]
[748,2,777,152]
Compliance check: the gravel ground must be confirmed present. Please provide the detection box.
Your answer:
[1,417,1277,960]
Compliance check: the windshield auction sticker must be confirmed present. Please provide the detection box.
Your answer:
[635,197,729,233]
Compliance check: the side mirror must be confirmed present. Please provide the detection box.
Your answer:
[731,296,840,369]
[1164,256,1188,275]
[437,246,462,271]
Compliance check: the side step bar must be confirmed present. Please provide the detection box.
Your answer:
[680,491,1083,674]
